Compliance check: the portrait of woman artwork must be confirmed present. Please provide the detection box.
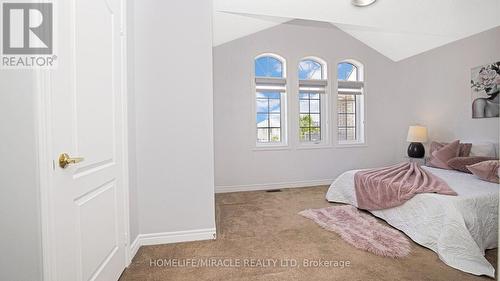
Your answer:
[471,62,500,118]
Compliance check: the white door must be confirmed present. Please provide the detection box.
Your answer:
[47,0,127,280]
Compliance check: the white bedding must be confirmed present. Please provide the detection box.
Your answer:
[326,166,499,277]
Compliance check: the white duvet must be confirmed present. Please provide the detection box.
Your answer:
[326,166,499,277]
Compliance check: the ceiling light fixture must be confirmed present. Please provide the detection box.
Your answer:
[351,0,376,7]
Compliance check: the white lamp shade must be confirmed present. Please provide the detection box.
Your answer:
[407,126,428,143]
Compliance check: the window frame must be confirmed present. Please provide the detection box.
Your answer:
[297,57,330,147]
[336,59,366,146]
[253,53,289,149]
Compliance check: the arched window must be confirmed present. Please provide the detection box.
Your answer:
[337,62,358,81]
[255,56,284,78]
[298,57,328,143]
[337,61,365,143]
[298,59,324,80]
[254,54,287,145]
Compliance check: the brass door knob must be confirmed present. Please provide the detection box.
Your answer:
[59,153,84,169]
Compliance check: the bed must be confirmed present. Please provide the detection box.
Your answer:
[326,165,499,277]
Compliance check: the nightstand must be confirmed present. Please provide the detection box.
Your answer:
[402,156,426,165]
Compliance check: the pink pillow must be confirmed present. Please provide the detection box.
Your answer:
[429,140,460,170]
[429,141,472,157]
[447,156,498,174]
[467,160,500,184]
[427,141,472,168]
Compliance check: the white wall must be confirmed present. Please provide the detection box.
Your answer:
[213,21,409,190]
[131,0,216,237]
[126,0,139,245]
[0,72,43,281]
[396,27,500,144]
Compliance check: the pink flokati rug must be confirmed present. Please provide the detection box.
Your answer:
[299,205,411,258]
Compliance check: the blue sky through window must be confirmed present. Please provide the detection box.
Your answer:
[299,60,323,80]
[256,92,280,124]
[255,56,283,78]
[338,62,357,81]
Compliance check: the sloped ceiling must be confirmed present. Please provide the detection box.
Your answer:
[213,0,500,61]
[213,13,290,46]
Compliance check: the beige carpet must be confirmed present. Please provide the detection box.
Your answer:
[120,186,497,281]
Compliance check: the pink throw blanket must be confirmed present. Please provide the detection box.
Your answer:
[354,162,457,210]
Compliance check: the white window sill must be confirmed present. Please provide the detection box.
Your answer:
[252,143,367,151]
[252,145,291,152]
[335,142,367,149]
[296,143,333,150]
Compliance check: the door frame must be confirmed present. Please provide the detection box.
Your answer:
[34,0,131,280]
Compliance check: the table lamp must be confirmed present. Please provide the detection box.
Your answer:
[407,125,428,158]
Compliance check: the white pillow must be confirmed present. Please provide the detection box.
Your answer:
[469,142,497,158]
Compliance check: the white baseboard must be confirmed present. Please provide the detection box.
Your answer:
[129,235,142,263]
[215,179,333,193]
[129,228,216,263]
